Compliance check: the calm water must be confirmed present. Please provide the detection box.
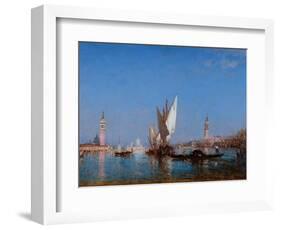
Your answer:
[79,148,246,186]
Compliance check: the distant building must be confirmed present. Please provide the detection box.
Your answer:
[79,112,110,155]
[204,115,209,139]
[127,137,146,153]
[93,134,99,145]
[80,144,109,154]
[202,115,225,145]
[180,116,225,148]
[99,112,106,146]
[135,138,141,146]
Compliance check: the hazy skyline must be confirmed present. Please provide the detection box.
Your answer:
[79,42,246,146]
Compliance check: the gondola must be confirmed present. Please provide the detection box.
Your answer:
[187,149,224,160]
[114,150,132,157]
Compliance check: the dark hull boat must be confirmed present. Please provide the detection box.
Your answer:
[170,149,224,161]
[146,145,175,156]
[187,149,224,160]
[114,150,132,157]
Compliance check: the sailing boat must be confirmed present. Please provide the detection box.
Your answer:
[165,96,177,142]
[147,96,178,155]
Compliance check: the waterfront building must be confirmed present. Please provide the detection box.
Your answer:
[80,144,110,154]
[93,134,99,145]
[133,138,145,152]
[126,138,146,153]
[181,116,225,149]
[99,112,106,146]
[79,112,110,155]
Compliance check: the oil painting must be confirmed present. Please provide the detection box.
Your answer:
[79,42,246,186]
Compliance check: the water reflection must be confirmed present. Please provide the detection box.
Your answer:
[98,151,105,179]
[79,148,246,186]
[149,155,172,179]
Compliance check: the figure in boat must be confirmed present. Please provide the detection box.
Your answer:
[147,96,178,156]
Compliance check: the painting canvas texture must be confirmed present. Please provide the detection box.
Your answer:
[79,42,246,186]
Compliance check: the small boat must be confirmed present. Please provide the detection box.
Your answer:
[145,144,175,156]
[114,143,132,157]
[145,149,156,155]
[187,149,224,160]
[114,150,132,157]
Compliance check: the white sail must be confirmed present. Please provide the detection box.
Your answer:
[149,127,156,145]
[166,96,177,141]
[117,144,121,152]
[149,96,178,147]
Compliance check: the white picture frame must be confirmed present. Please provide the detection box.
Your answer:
[31,5,274,225]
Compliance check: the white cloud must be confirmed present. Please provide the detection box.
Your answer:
[220,59,239,69]
[204,58,239,69]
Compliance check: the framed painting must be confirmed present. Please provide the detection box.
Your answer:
[78,42,246,187]
[31,5,274,224]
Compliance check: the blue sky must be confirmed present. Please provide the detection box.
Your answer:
[79,42,246,146]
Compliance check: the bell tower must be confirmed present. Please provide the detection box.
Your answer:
[99,112,106,146]
[204,115,209,139]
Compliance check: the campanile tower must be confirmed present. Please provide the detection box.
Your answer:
[99,112,106,146]
[204,115,209,139]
